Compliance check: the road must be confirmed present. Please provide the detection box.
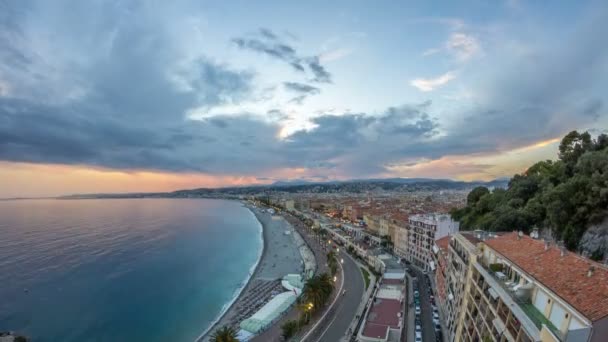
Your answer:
[413,268,437,342]
[301,214,366,342]
[313,249,365,342]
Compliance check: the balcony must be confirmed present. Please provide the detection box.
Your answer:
[474,262,542,341]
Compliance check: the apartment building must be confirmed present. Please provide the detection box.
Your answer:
[406,214,460,272]
[442,231,608,342]
[433,236,451,325]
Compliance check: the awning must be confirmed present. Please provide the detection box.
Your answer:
[492,318,506,334]
[488,288,499,300]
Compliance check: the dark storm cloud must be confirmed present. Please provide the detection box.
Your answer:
[232,28,332,83]
[1,2,607,180]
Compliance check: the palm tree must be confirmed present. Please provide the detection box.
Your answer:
[302,273,334,310]
[210,326,239,342]
[327,250,338,275]
[281,320,299,340]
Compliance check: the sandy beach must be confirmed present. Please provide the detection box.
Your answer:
[200,204,303,341]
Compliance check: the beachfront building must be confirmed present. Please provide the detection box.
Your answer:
[238,274,303,340]
[358,269,406,342]
[406,214,459,272]
[441,231,608,342]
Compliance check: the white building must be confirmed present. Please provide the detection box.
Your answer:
[406,214,459,271]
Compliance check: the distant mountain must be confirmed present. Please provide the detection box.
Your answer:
[56,177,509,199]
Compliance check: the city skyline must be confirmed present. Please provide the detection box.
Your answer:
[1,0,607,197]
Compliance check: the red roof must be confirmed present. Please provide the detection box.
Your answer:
[485,232,608,322]
[362,323,389,339]
[365,298,402,327]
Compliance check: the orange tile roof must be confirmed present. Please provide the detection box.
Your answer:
[485,232,608,322]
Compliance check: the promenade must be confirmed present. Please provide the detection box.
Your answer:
[251,211,330,341]
[201,206,302,341]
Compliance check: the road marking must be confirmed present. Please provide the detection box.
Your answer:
[301,250,345,342]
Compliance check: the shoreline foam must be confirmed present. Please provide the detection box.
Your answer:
[195,203,266,341]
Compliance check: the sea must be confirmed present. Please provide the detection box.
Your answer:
[0,198,263,342]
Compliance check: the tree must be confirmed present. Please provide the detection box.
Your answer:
[453,130,608,251]
[210,326,239,342]
[281,320,299,340]
[467,186,489,205]
[327,250,339,275]
[302,273,334,310]
[559,130,593,170]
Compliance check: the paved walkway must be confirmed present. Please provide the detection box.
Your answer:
[251,211,330,342]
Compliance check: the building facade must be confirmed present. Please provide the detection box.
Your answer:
[406,214,460,271]
[441,231,608,342]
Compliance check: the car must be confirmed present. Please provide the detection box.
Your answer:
[415,331,423,342]
[414,290,419,298]
[435,322,441,332]
[415,324,422,332]
[415,306,421,315]
[415,317,422,326]
[433,312,439,320]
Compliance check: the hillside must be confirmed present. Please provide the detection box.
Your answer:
[451,131,608,258]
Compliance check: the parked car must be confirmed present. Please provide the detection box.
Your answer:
[433,312,439,320]
[415,331,423,342]
[415,306,421,315]
[415,324,422,332]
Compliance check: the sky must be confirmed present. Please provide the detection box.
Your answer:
[0,0,607,197]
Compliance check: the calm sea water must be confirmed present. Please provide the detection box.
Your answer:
[0,198,262,342]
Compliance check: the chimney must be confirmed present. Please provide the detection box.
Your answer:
[531,227,539,239]
[557,241,567,257]
[588,266,595,278]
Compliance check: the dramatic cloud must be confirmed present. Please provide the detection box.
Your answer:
[0,1,607,187]
[411,71,457,91]
[232,28,332,83]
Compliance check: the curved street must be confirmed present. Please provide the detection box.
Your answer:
[308,248,365,342]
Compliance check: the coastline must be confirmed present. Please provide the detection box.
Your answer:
[198,202,302,341]
[195,202,266,341]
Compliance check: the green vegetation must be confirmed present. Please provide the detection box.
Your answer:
[360,267,371,290]
[283,272,335,339]
[281,320,299,340]
[302,273,334,310]
[451,130,608,251]
[520,303,560,337]
[210,326,239,342]
[489,263,504,273]
[327,250,338,276]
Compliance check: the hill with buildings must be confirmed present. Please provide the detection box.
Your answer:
[451,130,608,259]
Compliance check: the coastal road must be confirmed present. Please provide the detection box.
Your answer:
[305,246,365,342]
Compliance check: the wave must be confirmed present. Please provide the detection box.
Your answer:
[194,205,264,341]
